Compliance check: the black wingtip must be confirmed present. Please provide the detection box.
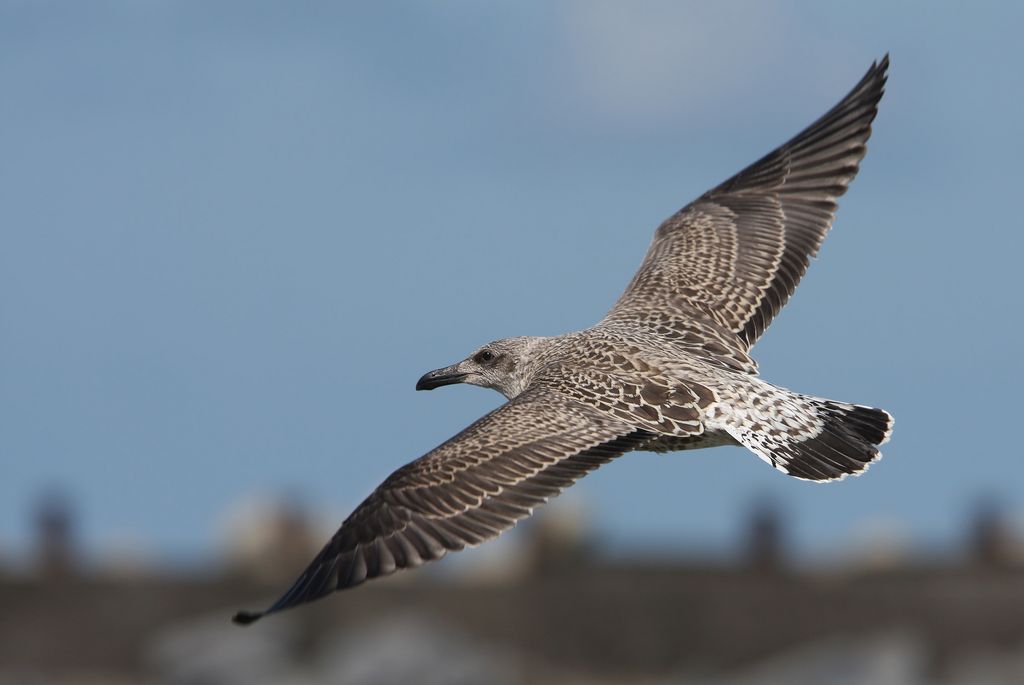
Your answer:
[232,610,264,626]
[873,54,890,84]
[860,54,889,94]
[877,53,890,77]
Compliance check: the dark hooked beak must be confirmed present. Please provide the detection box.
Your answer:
[415,365,468,391]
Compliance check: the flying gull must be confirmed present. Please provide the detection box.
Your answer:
[234,56,893,624]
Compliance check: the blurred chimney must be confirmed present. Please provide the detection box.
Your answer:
[33,488,77,580]
[523,498,595,576]
[220,496,321,583]
[743,498,786,573]
[968,498,1017,568]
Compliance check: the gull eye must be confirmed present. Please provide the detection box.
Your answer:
[475,349,496,364]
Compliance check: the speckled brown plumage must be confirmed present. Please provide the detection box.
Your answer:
[234,56,893,625]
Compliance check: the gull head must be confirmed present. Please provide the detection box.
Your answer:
[415,336,547,399]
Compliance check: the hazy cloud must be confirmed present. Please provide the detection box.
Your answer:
[558,1,867,128]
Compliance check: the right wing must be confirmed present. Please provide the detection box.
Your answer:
[602,57,888,367]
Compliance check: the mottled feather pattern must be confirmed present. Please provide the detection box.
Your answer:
[538,368,706,435]
[234,390,645,622]
[528,336,716,436]
[605,56,889,350]
[234,57,893,625]
[597,314,759,374]
[704,377,894,482]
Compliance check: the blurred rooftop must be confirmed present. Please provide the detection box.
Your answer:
[2,491,1022,684]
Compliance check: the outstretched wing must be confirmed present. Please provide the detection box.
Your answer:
[604,56,888,354]
[233,389,647,623]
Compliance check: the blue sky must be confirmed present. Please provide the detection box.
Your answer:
[2,1,1021,566]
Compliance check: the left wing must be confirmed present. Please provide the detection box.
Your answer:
[233,388,646,624]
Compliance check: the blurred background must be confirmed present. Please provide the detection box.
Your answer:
[2,1,1023,683]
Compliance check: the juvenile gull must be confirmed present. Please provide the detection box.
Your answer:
[234,56,893,624]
